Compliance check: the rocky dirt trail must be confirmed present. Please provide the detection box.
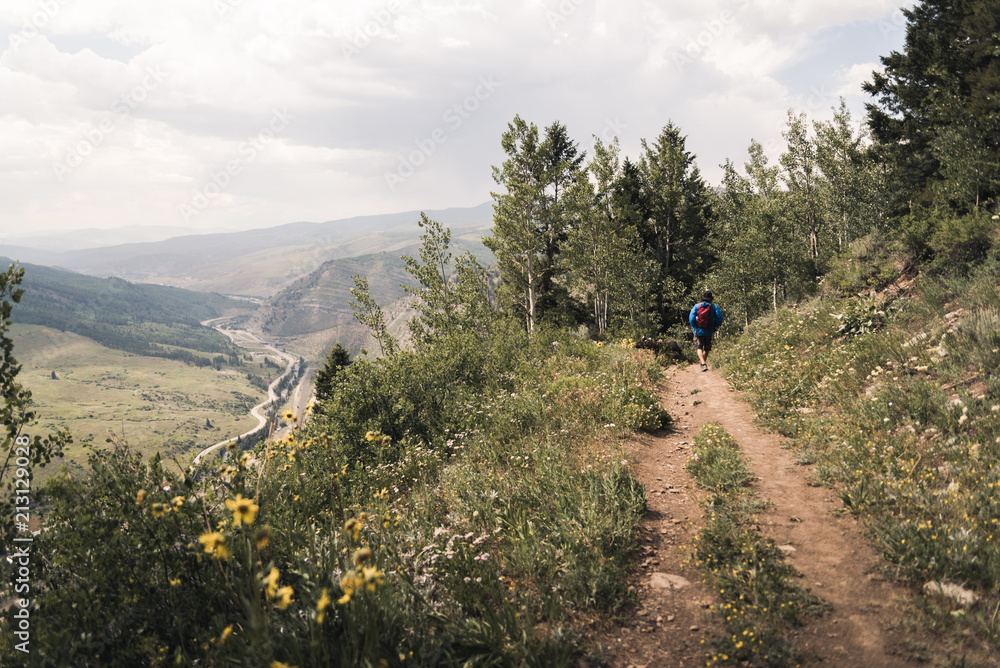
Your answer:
[595,362,920,667]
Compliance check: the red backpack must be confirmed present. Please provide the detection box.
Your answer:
[695,303,713,330]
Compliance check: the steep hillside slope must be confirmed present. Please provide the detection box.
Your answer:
[244,232,493,360]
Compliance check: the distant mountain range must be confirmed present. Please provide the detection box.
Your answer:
[4,203,497,362]
[0,224,232,251]
[1,203,494,298]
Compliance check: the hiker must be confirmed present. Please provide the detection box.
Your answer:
[689,290,723,371]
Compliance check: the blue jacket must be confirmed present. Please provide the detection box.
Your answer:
[689,301,723,337]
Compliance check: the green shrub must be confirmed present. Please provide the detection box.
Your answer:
[928,211,997,275]
[822,233,904,296]
[1,331,664,666]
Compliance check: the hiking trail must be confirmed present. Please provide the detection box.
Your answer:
[593,362,919,667]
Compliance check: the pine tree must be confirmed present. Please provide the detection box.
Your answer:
[864,0,1000,212]
[637,122,713,329]
[312,343,352,414]
[535,121,586,323]
[560,138,651,335]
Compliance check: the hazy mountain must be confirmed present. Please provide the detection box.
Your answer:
[0,203,494,298]
[0,225,230,251]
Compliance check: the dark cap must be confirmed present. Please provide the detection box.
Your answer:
[702,290,713,303]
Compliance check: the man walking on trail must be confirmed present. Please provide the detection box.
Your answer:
[689,290,723,372]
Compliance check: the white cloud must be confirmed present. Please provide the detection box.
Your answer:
[834,61,879,97]
[0,0,916,234]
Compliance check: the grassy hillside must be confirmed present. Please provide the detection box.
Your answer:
[11,324,281,483]
[6,259,252,361]
[715,254,1000,662]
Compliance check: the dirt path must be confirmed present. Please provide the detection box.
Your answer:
[595,362,918,667]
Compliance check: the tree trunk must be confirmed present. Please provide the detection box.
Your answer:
[526,253,536,332]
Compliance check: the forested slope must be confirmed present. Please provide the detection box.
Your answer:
[5,259,251,363]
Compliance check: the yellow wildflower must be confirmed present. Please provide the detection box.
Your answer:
[256,526,271,551]
[362,565,384,592]
[316,588,331,624]
[225,494,259,527]
[169,578,181,587]
[338,570,362,604]
[275,585,294,610]
[353,547,373,567]
[151,503,167,518]
[171,495,185,508]
[136,489,146,506]
[198,532,230,560]
[264,567,280,598]
[283,410,297,423]
[344,517,362,541]
[220,625,234,646]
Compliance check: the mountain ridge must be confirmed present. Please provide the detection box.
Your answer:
[0,203,494,298]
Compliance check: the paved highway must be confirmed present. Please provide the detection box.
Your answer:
[192,319,306,466]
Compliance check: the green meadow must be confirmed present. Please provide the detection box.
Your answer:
[10,324,271,481]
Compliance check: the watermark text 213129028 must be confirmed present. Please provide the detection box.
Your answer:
[11,434,34,654]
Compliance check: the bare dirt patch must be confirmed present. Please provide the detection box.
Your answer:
[593,363,920,667]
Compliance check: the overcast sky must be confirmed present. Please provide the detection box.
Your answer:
[0,0,912,238]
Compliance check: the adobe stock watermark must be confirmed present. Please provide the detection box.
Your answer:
[11,434,34,655]
[7,0,73,51]
[178,108,294,223]
[876,8,908,40]
[759,86,837,155]
[214,0,246,19]
[384,75,501,192]
[595,116,629,144]
[51,66,167,182]
[671,0,751,72]
[546,0,586,30]
[341,0,403,60]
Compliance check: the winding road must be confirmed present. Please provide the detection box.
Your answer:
[191,319,306,466]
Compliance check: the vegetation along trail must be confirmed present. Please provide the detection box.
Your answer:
[602,361,917,667]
